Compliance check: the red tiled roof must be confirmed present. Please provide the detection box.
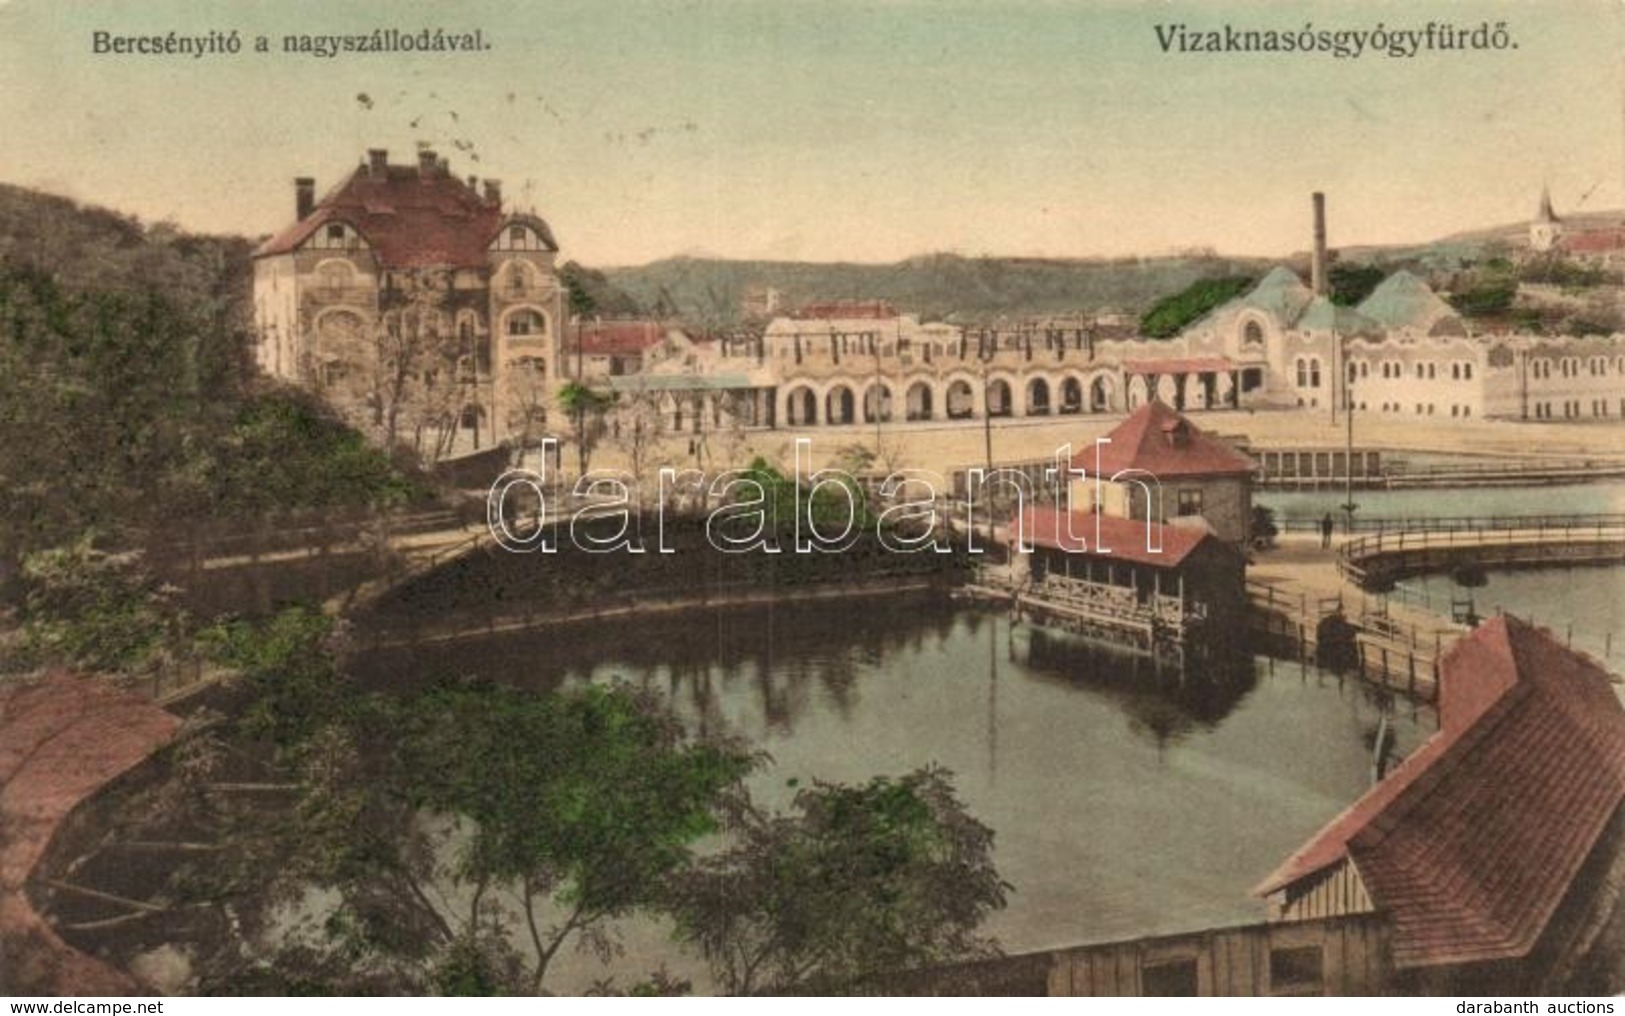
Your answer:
[1072,400,1255,478]
[1121,357,1233,375]
[1255,616,1625,969]
[568,321,665,356]
[792,300,898,320]
[1017,505,1215,568]
[1565,228,1625,254]
[255,156,527,268]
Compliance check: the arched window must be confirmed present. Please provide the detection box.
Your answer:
[316,260,356,291]
[507,309,547,336]
[1295,358,1308,387]
[1309,359,1321,389]
[1243,320,1264,345]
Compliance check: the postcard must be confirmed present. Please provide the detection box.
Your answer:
[1,0,1622,1001]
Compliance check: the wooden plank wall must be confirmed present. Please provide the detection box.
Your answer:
[1046,913,1393,996]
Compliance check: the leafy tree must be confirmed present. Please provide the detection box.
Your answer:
[1138,275,1255,338]
[1450,278,1516,318]
[671,766,1008,994]
[1328,262,1385,307]
[204,390,421,515]
[557,381,611,474]
[559,261,642,319]
[196,606,349,748]
[273,680,755,994]
[737,455,873,536]
[16,537,189,674]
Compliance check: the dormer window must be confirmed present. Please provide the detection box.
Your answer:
[326,223,346,243]
[510,225,527,245]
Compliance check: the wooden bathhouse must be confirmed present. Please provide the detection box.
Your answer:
[1007,506,1246,658]
[1255,615,1625,993]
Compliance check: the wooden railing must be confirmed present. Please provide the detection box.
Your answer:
[1279,511,1625,536]
[1337,515,1625,586]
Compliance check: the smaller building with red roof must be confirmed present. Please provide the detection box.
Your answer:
[1003,503,1246,658]
[1071,398,1256,545]
[564,320,672,378]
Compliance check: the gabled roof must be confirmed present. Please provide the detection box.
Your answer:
[1231,266,1317,328]
[1018,505,1219,569]
[255,156,526,268]
[498,212,559,253]
[1566,228,1625,254]
[1356,270,1460,333]
[1295,296,1385,337]
[1071,400,1255,479]
[1255,616,1625,970]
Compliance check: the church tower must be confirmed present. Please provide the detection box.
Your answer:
[1530,185,1562,252]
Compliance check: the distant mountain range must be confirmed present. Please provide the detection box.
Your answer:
[598,211,1623,326]
[8,180,1615,330]
[600,252,1279,328]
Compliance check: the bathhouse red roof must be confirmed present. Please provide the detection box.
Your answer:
[1071,400,1255,479]
[1255,616,1625,969]
[1018,505,1215,569]
[568,321,666,356]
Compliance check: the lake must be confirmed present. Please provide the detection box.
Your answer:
[356,595,1429,991]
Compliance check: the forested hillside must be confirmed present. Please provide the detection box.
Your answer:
[0,185,420,571]
[602,252,1276,326]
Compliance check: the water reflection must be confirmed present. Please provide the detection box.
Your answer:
[1016,625,1258,749]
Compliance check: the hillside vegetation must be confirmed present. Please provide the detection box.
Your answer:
[602,252,1275,326]
[0,185,423,573]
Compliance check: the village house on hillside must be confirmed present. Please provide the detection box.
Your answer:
[252,148,566,454]
[1256,615,1625,994]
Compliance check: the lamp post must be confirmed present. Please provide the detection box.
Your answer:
[1341,330,1359,535]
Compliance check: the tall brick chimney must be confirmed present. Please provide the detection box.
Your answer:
[1311,192,1328,297]
[367,148,388,178]
[295,177,315,221]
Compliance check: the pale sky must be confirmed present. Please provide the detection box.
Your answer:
[1,0,1621,266]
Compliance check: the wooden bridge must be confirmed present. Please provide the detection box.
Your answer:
[1245,577,1444,703]
[1336,513,1625,590]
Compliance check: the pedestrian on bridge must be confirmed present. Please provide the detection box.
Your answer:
[1320,513,1334,550]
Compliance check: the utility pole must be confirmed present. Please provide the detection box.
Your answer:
[1341,329,1358,535]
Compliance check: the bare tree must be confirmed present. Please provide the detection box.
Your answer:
[502,356,552,466]
[611,386,669,505]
